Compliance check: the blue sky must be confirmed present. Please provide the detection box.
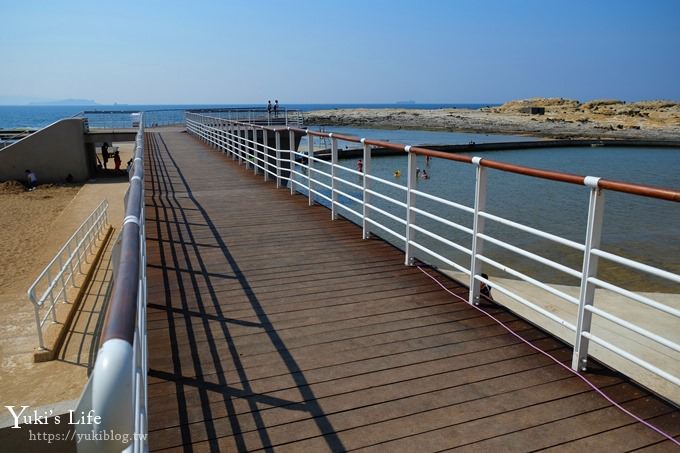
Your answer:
[1,0,679,104]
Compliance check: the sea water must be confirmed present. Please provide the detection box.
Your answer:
[295,127,680,292]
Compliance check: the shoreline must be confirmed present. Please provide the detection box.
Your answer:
[303,98,680,141]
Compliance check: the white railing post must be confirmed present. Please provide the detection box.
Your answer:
[34,306,45,349]
[263,128,270,182]
[238,126,244,165]
[469,157,488,305]
[252,126,258,175]
[405,147,416,265]
[362,138,371,239]
[274,131,282,189]
[330,134,338,220]
[307,132,314,206]
[229,123,236,159]
[573,177,605,371]
[289,129,295,194]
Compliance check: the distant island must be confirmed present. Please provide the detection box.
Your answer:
[29,99,99,106]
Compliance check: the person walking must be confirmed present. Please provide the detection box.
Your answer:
[113,150,122,171]
[102,142,110,169]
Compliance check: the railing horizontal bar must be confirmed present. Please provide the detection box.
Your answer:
[484,278,577,331]
[332,201,363,219]
[476,253,579,305]
[308,154,332,167]
[365,188,408,208]
[410,224,472,256]
[587,276,680,318]
[334,188,363,205]
[590,248,680,284]
[310,189,332,203]
[365,203,407,225]
[479,211,584,251]
[365,217,407,242]
[409,240,471,275]
[582,332,680,387]
[310,178,332,192]
[336,177,363,191]
[478,233,582,278]
[309,166,332,178]
[411,189,475,214]
[334,164,364,177]
[410,206,473,235]
[365,174,408,191]
[585,305,680,353]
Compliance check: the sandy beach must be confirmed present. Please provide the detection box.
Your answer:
[304,98,680,140]
[0,142,133,408]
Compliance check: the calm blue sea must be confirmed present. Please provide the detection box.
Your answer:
[0,103,493,129]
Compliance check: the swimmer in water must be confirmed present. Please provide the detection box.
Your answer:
[394,170,401,178]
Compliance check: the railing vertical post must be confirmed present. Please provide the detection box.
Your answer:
[289,129,295,194]
[573,177,605,371]
[252,126,258,175]
[405,147,416,265]
[263,128,269,182]
[361,138,371,239]
[307,132,314,206]
[34,306,45,350]
[330,134,338,220]
[238,126,244,165]
[274,131,282,189]
[469,157,487,305]
[229,123,235,159]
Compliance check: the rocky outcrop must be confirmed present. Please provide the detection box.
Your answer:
[304,98,680,140]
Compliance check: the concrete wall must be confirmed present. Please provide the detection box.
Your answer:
[0,119,90,183]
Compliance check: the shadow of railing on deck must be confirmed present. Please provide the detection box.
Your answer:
[145,132,346,451]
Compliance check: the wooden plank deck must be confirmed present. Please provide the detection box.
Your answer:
[144,128,680,452]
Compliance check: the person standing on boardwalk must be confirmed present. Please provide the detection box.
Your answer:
[274,100,279,117]
[101,142,110,169]
[267,100,272,118]
[113,150,122,171]
[25,169,38,191]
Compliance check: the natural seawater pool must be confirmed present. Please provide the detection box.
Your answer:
[296,126,680,292]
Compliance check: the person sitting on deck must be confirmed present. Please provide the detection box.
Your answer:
[480,272,494,301]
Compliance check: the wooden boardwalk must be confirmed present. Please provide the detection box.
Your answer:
[144,128,680,452]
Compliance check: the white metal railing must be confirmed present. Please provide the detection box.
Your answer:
[185,113,680,400]
[27,200,109,350]
[75,116,147,453]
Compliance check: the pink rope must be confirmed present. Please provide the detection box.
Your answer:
[416,265,680,446]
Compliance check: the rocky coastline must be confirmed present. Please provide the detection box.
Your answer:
[303,98,680,141]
